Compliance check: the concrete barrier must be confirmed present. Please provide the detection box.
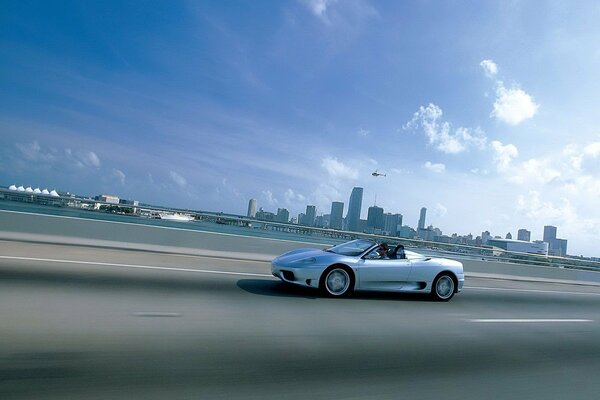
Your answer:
[2,209,600,285]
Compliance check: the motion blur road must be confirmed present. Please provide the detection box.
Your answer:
[2,240,600,399]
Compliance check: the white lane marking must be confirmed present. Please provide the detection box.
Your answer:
[133,312,182,317]
[470,319,593,323]
[465,285,600,297]
[0,255,274,278]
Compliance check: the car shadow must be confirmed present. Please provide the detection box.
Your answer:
[236,279,435,302]
[236,279,319,299]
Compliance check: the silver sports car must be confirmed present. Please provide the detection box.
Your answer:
[271,239,464,301]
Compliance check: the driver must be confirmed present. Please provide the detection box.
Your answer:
[376,243,389,259]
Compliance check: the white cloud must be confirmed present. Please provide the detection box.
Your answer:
[404,103,487,154]
[509,158,561,185]
[112,169,126,185]
[169,171,187,188]
[357,128,370,137]
[262,189,278,206]
[516,190,577,224]
[300,0,378,28]
[490,140,518,171]
[492,85,539,125]
[80,151,101,168]
[303,0,337,21]
[584,142,600,158]
[15,140,56,162]
[284,188,307,205]
[423,161,445,173]
[434,203,448,217]
[480,59,539,125]
[480,59,498,77]
[321,157,359,179]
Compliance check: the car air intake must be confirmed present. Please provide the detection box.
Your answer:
[281,270,295,281]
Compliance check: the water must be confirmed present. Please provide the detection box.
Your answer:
[0,200,342,245]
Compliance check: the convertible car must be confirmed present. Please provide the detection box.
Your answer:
[271,239,464,301]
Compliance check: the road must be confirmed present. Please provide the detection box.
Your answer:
[1,240,600,399]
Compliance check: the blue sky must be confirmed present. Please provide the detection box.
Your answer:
[2,1,600,256]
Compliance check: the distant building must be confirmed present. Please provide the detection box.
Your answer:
[256,208,275,221]
[552,238,568,257]
[304,205,316,227]
[399,225,416,239]
[543,225,568,256]
[247,199,257,218]
[543,225,557,243]
[97,194,119,204]
[517,229,531,242]
[366,206,384,232]
[418,207,427,230]
[506,232,512,239]
[276,208,290,223]
[481,231,491,244]
[488,238,548,256]
[329,201,344,230]
[346,187,363,232]
[383,213,402,236]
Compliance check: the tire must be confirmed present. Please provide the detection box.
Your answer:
[320,266,354,297]
[431,273,456,301]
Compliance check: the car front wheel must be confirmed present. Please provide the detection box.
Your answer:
[321,266,353,297]
[431,273,455,301]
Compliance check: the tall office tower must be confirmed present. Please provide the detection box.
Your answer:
[554,239,568,256]
[329,201,344,230]
[346,187,363,232]
[543,225,557,242]
[305,205,316,227]
[517,229,531,242]
[276,208,290,223]
[247,198,257,218]
[366,206,384,231]
[418,207,427,230]
[384,213,403,236]
[481,231,491,244]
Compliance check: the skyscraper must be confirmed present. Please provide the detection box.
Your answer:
[384,213,402,236]
[247,198,257,218]
[543,225,557,242]
[517,229,531,242]
[346,187,363,232]
[366,206,384,231]
[305,205,316,227]
[329,201,344,230]
[418,207,427,230]
[276,208,290,223]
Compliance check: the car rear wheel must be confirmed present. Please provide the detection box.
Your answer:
[321,266,353,297]
[431,273,455,301]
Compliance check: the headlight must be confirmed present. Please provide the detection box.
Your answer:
[296,257,316,264]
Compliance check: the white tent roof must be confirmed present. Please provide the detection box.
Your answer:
[8,184,17,190]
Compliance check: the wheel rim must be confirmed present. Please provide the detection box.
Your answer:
[436,275,454,299]
[326,269,350,295]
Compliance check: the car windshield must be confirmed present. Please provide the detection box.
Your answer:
[326,239,375,256]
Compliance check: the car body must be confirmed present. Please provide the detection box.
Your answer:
[271,239,464,301]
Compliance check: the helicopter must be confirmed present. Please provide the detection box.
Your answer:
[371,169,386,177]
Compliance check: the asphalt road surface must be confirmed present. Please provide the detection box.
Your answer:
[1,241,600,399]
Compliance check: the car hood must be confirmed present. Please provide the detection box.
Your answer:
[273,248,326,263]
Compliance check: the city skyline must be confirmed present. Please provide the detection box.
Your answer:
[244,185,569,255]
[2,2,599,255]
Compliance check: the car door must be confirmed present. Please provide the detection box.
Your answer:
[357,257,412,291]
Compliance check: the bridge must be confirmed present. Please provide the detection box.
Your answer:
[1,209,600,399]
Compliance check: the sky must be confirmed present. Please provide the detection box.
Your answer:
[1,0,600,256]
